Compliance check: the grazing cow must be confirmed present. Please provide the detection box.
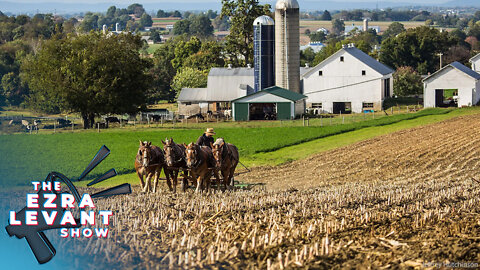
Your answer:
[134,141,165,193]
[224,110,232,118]
[162,138,188,192]
[184,142,213,193]
[105,116,120,123]
[211,138,239,189]
[187,113,205,120]
[21,120,30,130]
[57,119,71,127]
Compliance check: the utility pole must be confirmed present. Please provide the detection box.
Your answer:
[437,53,443,69]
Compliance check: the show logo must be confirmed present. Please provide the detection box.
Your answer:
[5,145,132,264]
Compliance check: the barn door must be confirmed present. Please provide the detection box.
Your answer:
[277,102,291,120]
[234,103,248,121]
[435,89,443,107]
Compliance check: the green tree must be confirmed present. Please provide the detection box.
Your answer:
[221,0,271,66]
[170,67,208,99]
[382,22,405,40]
[332,19,344,35]
[139,13,153,28]
[393,66,422,97]
[79,13,99,32]
[183,40,225,70]
[22,32,152,128]
[212,15,230,31]
[300,47,316,67]
[172,11,182,18]
[106,6,116,18]
[379,26,455,74]
[150,29,162,43]
[1,72,28,105]
[171,36,202,70]
[189,14,214,37]
[173,19,190,35]
[321,10,332,21]
[149,36,184,102]
[157,9,167,18]
[309,31,326,42]
[127,3,145,18]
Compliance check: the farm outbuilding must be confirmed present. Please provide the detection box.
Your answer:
[231,86,306,121]
[469,53,480,73]
[301,44,394,114]
[178,67,255,116]
[423,61,480,108]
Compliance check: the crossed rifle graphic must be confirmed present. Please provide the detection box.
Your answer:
[5,145,132,264]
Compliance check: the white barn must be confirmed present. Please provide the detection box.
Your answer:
[302,44,394,114]
[423,61,480,108]
[469,53,480,73]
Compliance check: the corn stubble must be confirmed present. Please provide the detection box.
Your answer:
[49,173,479,269]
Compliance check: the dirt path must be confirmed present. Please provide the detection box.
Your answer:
[243,113,480,191]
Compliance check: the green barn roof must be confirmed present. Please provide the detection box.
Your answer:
[232,86,307,102]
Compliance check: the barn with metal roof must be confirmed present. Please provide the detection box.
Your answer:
[178,66,312,117]
[231,86,307,121]
[301,44,394,114]
[423,61,480,108]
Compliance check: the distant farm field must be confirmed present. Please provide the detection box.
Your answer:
[300,20,426,33]
[146,43,162,54]
[299,20,426,45]
[0,108,464,188]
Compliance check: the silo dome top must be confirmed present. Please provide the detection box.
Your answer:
[253,15,274,26]
[275,0,299,9]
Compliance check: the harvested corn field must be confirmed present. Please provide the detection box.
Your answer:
[2,114,480,269]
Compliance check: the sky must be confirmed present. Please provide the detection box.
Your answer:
[6,0,448,4]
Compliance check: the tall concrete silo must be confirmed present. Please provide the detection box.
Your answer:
[253,15,275,92]
[275,0,300,93]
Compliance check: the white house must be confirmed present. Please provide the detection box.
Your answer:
[469,53,480,73]
[423,61,480,108]
[301,44,394,114]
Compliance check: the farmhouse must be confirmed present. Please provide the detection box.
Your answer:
[232,86,307,121]
[301,44,394,114]
[469,53,480,73]
[423,61,480,108]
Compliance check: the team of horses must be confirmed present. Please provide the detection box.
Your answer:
[135,138,239,193]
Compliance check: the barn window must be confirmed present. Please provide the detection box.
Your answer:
[312,103,322,108]
[362,70,366,76]
[340,56,344,62]
[363,102,373,108]
[318,70,323,76]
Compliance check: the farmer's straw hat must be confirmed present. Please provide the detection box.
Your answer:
[205,128,216,135]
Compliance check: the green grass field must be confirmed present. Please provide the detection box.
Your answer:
[146,43,163,54]
[1,107,478,188]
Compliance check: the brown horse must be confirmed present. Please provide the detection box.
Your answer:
[162,137,188,193]
[134,141,164,193]
[184,142,213,193]
[211,138,239,190]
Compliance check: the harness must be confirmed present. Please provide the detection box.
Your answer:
[165,144,185,165]
[138,146,162,168]
[190,146,204,169]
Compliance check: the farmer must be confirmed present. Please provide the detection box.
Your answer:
[196,127,216,148]
[196,128,216,169]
